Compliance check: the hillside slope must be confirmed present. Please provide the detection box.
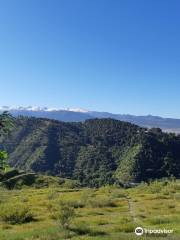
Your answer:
[1,117,180,186]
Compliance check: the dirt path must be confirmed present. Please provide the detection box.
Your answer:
[126,196,138,223]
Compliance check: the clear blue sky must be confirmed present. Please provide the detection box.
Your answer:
[0,0,180,117]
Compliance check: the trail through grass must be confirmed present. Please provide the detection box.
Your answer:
[0,181,180,240]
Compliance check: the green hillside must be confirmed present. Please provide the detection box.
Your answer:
[1,117,180,187]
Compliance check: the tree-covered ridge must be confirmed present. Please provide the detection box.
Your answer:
[1,117,180,187]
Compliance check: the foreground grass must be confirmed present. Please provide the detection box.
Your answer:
[0,181,180,240]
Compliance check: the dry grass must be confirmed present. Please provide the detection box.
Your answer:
[0,180,180,239]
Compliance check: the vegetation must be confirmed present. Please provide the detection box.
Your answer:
[0,151,9,172]
[1,117,180,186]
[0,203,35,225]
[0,179,179,239]
[56,201,75,230]
[0,113,179,239]
[0,112,13,173]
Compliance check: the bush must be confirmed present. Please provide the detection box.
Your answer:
[167,204,175,209]
[72,222,106,236]
[68,200,85,209]
[62,179,81,189]
[80,189,96,205]
[72,222,92,235]
[148,181,165,194]
[114,222,136,233]
[89,196,117,208]
[148,217,170,225]
[111,189,126,198]
[47,189,59,200]
[56,201,75,230]
[0,203,35,224]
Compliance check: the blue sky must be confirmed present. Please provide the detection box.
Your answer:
[0,0,180,117]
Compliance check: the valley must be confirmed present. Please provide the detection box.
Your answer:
[1,117,180,186]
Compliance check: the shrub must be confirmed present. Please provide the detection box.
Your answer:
[72,222,92,235]
[47,189,59,200]
[111,189,126,199]
[89,196,117,208]
[135,182,148,192]
[149,217,170,225]
[62,179,81,189]
[72,222,106,236]
[167,204,175,209]
[120,217,132,223]
[68,200,85,209]
[80,189,96,206]
[148,181,165,194]
[114,222,136,233]
[153,194,169,200]
[0,203,35,224]
[56,201,75,230]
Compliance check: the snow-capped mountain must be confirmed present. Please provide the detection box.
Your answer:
[0,106,88,113]
[1,106,180,133]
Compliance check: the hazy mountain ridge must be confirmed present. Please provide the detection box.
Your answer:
[0,106,180,133]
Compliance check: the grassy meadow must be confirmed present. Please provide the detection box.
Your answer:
[0,180,180,240]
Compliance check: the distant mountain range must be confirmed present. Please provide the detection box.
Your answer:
[0,106,180,133]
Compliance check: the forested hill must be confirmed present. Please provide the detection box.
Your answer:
[1,117,180,187]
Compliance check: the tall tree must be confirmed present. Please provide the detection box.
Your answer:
[0,112,13,172]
